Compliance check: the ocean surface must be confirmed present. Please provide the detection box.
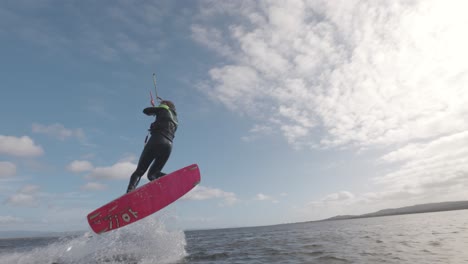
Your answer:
[1,210,467,264]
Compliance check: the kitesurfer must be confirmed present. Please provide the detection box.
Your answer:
[126,100,178,193]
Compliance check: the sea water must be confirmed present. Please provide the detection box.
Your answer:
[1,210,467,264]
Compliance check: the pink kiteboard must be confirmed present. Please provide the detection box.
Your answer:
[87,164,200,234]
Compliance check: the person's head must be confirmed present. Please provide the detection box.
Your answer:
[160,100,176,111]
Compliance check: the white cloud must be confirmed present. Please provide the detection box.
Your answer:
[0,135,43,157]
[255,193,270,201]
[183,185,238,206]
[255,193,278,203]
[194,0,468,148]
[67,160,94,173]
[374,131,468,200]
[5,185,41,207]
[191,24,234,59]
[117,154,137,163]
[194,0,468,207]
[86,161,135,180]
[0,161,16,177]
[310,191,355,206]
[205,65,265,112]
[32,123,85,141]
[241,124,274,142]
[81,182,107,191]
[324,191,355,202]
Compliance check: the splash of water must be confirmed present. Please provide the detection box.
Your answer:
[1,214,187,264]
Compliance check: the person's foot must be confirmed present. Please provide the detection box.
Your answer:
[126,185,135,193]
[147,174,156,181]
[148,172,166,181]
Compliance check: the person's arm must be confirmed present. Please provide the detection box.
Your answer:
[143,104,170,116]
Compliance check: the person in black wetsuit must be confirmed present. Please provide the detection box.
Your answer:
[126,100,178,193]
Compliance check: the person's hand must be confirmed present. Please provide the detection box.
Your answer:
[143,107,152,115]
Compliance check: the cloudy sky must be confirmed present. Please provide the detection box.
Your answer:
[1,0,467,232]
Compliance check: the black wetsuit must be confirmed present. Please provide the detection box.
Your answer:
[126,104,178,193]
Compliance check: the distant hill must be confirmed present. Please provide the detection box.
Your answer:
[322,200,468,221]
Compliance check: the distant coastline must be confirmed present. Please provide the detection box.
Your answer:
[320,200,468,221]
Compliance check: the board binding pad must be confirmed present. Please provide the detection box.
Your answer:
[87,164,200,234]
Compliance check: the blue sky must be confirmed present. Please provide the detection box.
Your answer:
[1,0,468,232]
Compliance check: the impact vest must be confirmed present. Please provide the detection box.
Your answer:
[144,104,178,142]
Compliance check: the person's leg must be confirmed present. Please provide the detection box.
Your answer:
[147,139,172,181]
[126,141,156,193]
